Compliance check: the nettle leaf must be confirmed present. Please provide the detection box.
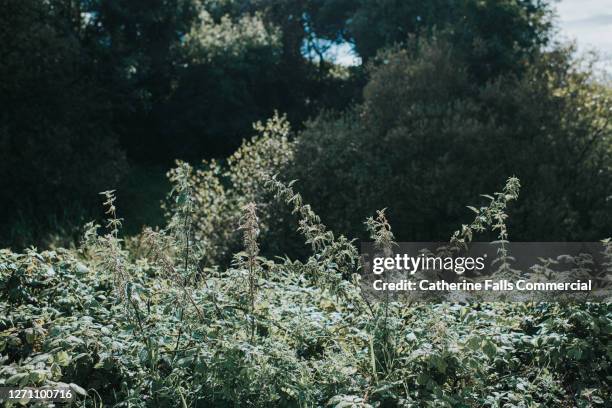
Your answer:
[28,370,47,383]
[466,336,481,351]
[482,340,497,359]
[51,362,62,378]
[430,355,448,374]
[29,353,51,364]
[6,373,28,385]
[54,350,70,366]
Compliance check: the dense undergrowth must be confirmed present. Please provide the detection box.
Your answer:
[0,188,610,407]
[1,120,611,407]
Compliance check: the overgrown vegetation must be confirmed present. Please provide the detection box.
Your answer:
[1,159,610,406]
[2,1,611,405]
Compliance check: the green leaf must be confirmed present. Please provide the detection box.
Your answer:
[29,353,51,364]
[482,340,497,359]
[6,373,28,385]
[28,370,47,383]
[430,355,447,373]
[54,350,70,366]
[466,336,481,351]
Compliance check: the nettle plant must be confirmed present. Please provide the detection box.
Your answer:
[163,112,294,267]
[0,120,610,407]
[1,171,609,407]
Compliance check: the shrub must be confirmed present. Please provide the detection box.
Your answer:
[290,37,612,242]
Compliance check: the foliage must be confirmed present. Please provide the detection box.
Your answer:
[89,0,357,161]
[1,0,366,248]
[343,0,553,75]
[163,113,297,266]
[185,9,281,62]
[2,0,606,249]
[1,177,610,407]
[253,0,553,81]
[290,37,612,242]
[161,7,286,159]
[0,0,128,248]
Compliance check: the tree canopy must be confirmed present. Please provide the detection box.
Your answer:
[1,0,610,247]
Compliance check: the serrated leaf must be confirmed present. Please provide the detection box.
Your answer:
[482,340,497,359]
[6,373,28,385]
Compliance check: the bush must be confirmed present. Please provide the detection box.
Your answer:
[290,37,612,242]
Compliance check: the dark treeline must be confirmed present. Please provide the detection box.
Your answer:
[1,0,610,248]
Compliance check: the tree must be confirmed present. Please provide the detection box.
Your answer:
[81,0,197,162]
[290,38,611,242]
[0,0,127,247]
[277,0,553,80]
[160,1,360,159]
[160,8,285,159]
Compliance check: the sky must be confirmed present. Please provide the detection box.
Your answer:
[555,0,612,69]
[334,0,612,69]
